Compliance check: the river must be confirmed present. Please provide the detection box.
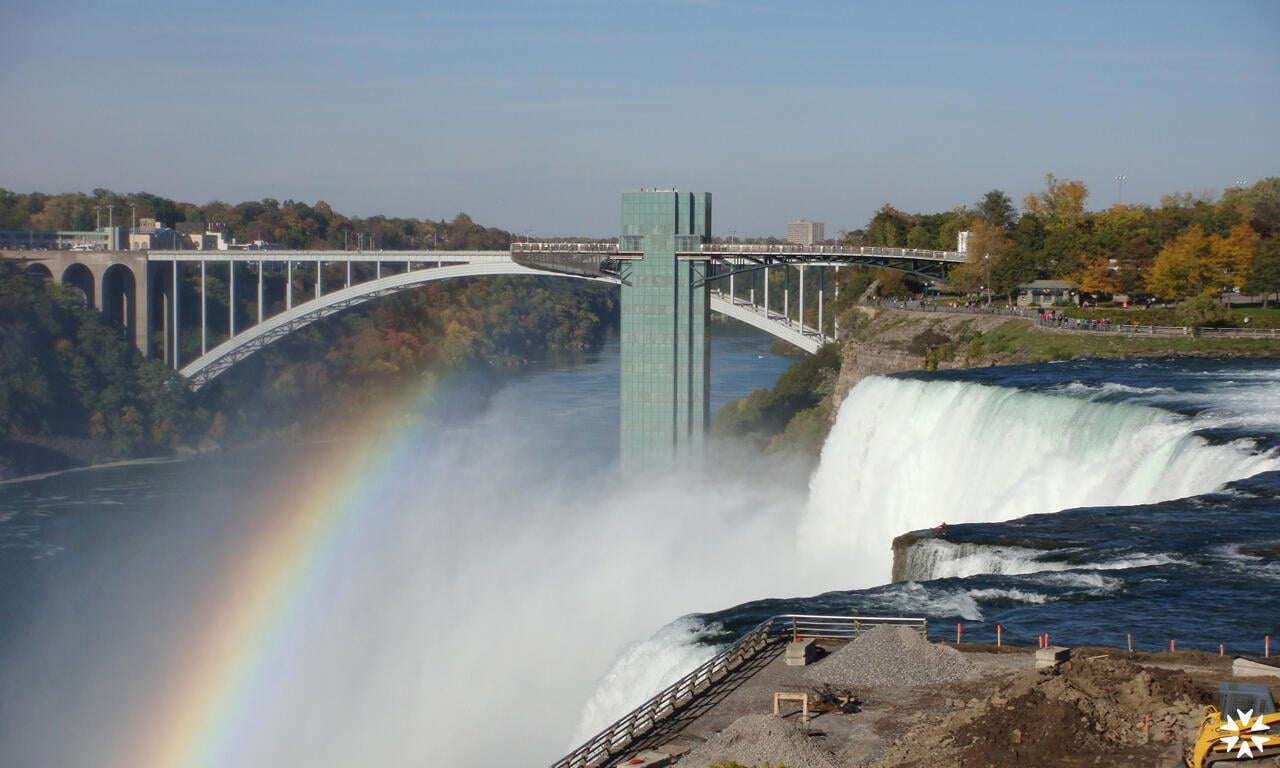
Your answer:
[1,333,1277,768]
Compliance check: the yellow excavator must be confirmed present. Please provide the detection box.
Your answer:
[1187,682,1280,766]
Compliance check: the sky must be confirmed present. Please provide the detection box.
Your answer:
[2,0,1278,238]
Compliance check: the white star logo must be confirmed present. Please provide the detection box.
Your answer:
[1219,709,1271,759]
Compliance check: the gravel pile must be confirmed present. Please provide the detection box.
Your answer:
[804,624,977,688]
[678,713,839,768]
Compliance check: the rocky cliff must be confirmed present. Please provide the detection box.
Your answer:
[832,307,1027,411]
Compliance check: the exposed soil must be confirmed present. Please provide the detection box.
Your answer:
[654,639,1277,768]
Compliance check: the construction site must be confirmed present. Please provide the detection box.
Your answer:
[554,616,1280,768]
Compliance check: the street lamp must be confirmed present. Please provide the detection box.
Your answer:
[1115,175,1126,205]
[983,253,992,307]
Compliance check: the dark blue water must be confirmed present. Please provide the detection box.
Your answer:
[2,341,1277,767]
[703,359,1280,656]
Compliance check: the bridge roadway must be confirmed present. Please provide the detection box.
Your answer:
[11,241,962,389]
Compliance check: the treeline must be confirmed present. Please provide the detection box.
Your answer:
[841,175,1280,305]
[0,189,621,466]
[0,259,204,459]
[1,254,618,461]
[0,188,510,250]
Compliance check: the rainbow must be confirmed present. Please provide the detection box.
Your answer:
[130,398,418,768]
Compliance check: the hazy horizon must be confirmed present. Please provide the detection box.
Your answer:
[3,0,1277,238]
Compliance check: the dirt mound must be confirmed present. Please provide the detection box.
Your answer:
[805,625,978,689]
[870,654,1215,767]
[680,713,839,768]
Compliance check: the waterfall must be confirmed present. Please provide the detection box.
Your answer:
[799,375,1279,588]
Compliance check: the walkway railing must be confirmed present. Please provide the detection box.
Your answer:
[549,613,927,768]
[701,243,964,262]
[881,301,1280,340]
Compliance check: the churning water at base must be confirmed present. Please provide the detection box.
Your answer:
[800,372,1280,588]
[1,352,1278,768]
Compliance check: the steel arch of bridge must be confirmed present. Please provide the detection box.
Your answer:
[178,256,830,390]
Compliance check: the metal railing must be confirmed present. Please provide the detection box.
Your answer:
[891,302,1280,340]
[511,242,633,254]
[700,243,964,262]
[548,613,926,768]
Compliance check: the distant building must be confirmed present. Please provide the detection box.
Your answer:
[1017,280,1079,308]
[957,230,973,254]
[786,220,824,246]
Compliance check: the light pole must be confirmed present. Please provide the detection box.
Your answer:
[984,253,991,307]
[1115,175,1126,205]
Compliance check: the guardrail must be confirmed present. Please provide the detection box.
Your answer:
[549,613,926,768]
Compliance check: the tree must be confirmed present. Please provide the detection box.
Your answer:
[991,249,1039,301]
[1175,292,1229,328]
[1207,222,1258,291]
[1072,255,1121,300]
[865,205,913,248]
[976,189,1017,230]
[1146,226,1215,300]
[1023,174,1088,231]
[1243,238,1280,307]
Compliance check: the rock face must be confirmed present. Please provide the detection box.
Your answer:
[832,308,1020,412]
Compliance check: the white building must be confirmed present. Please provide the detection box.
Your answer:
[786,220,824,246]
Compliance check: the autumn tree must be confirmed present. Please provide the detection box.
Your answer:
[948,220,1010,295]
[1023,174,1088,231]
[1146,226,1216,300]
[1072,256,1122,300]
[1207,222,1258,291]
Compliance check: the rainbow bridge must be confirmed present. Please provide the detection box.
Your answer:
[8,191,963,465]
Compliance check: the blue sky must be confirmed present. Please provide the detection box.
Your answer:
[2,0,1277,238]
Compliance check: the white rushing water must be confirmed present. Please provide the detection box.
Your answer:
[799,375,1280,589]
[6,362,1278,768]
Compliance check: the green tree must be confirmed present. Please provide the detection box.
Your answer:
[1243,238,1280,307]
[976,189,1017,230]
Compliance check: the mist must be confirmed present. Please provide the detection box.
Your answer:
[0,341,818,768]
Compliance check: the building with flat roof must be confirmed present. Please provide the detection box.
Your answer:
[786,220,824,246]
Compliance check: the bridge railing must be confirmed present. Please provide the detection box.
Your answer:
[511,242,630,254]
[548,613,927,768]
[699,243,965,262]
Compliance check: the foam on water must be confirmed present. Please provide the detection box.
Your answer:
[800,376,1280,588]
[896,538,1179,581]
[569,617,722,745]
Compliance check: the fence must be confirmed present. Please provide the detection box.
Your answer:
[548,613,926,768]
[877,300,1280,340]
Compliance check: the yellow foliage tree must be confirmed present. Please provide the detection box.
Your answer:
[1073,255,1121,298]
[1207,222,1258,291]
[948,220,1010,295]
[1023,173,1089,230]
[1145,226,1215,300]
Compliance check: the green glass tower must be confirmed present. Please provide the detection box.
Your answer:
[619,190,712,468]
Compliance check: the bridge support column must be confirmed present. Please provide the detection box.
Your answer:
[619,191,712,469]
